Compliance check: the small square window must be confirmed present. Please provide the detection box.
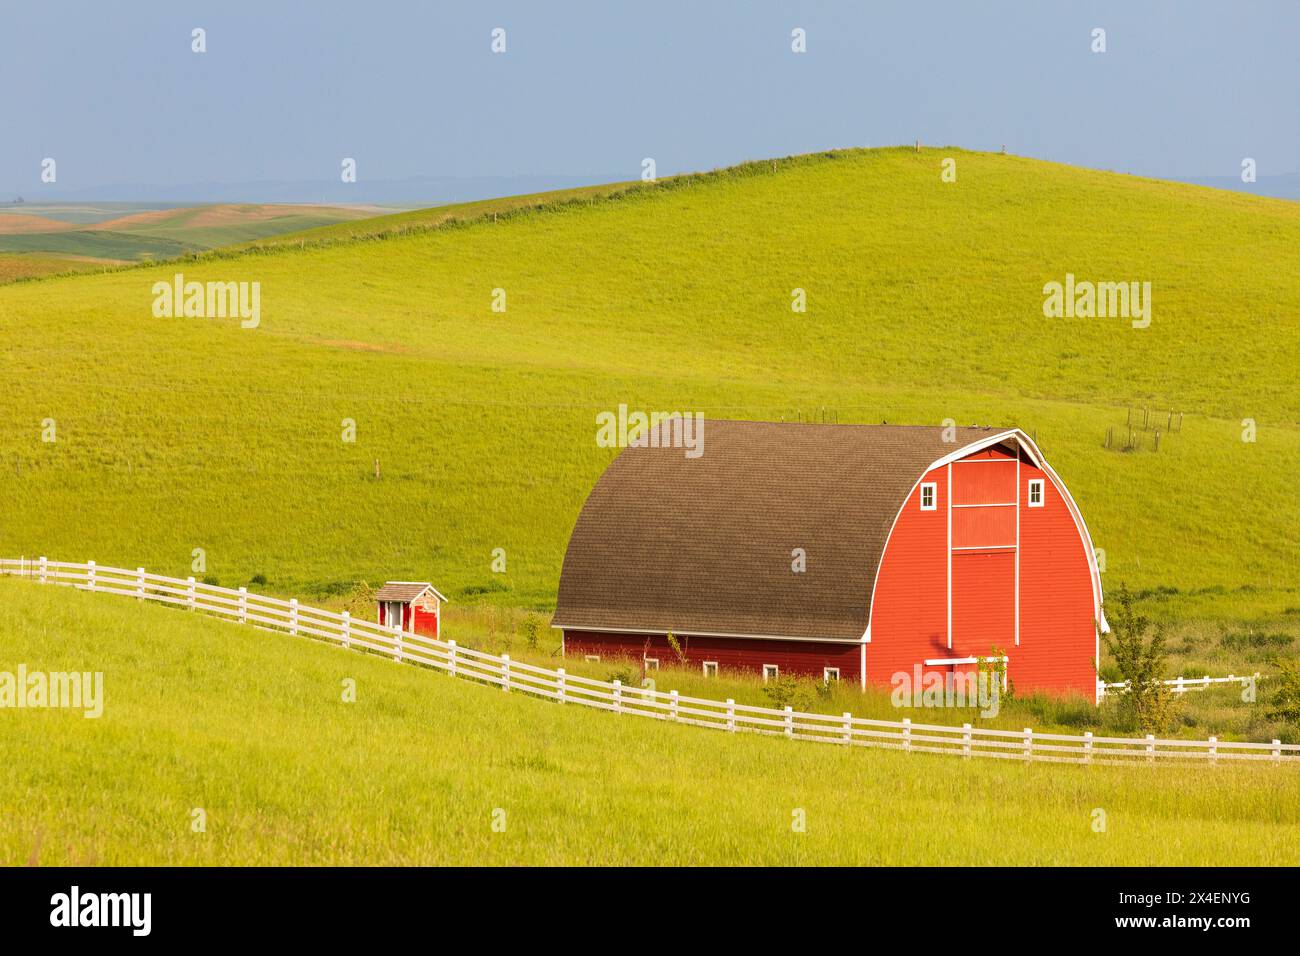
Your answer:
[584,654,601,663]
[644,657,659,670]
[702,661,719,678]
[823,667,841,683]
[920,482,937,511]
[1027,479,1045,508]
[762,664,779,681]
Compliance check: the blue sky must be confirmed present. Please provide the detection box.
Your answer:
[2,0,1296,198]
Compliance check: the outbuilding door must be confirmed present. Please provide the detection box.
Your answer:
[383,600,409,632]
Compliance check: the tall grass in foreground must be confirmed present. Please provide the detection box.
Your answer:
[2,580,1297,866]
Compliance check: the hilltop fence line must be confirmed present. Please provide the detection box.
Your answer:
[3,557,1296,768]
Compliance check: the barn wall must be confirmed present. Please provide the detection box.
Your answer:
[867,463,949,678]
[867,446,1096,699]
[413,605,439,639]
[562,630,861,683]
[1014,456,1097,696]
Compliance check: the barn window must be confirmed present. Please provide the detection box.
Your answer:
[702,661,719,678]
[823,667,841,683]
[919,482,937,511]
[584,654,601,663]
[762,664,779,681]
[1028,479,1045,507]
[644,657,659,670]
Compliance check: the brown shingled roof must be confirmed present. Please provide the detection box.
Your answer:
[553,421,1009,642]
[374,582,445,603]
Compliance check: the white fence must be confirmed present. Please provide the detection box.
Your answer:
[3,557,1297,768]
[1098,673,1261,700]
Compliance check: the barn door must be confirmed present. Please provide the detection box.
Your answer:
[949,450,1019,652]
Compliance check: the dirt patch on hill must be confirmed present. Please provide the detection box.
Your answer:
[0,213,79,234]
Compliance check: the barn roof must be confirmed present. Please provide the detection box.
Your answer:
[552,420,1018,643]
[374,581,447,603]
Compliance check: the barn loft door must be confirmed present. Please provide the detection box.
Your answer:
[949,451,1019,652]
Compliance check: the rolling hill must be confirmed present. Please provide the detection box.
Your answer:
[0,146,1296,626]
[2,577,1296,866]
[0,202,392,281]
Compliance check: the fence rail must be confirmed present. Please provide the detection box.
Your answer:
[3,557,1296,768]
[1098,673,1261,699]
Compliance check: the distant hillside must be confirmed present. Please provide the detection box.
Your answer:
[0,147,1296,614]
[0,202,389,280]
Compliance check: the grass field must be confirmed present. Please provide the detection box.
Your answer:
[2,578,1296,866]
[0,252,118,282]
[0,145,1296,759]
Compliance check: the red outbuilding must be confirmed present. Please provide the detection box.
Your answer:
[375,581,447,639]
[552,421,1106,701]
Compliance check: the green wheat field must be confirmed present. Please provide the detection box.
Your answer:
[1,147,1298,864]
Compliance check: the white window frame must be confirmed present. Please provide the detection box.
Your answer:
[762,664,779,681]
[1027,478,1045,508]
[920,482,937,511]
[823,667,841,683]
[643,657,659,670]
[702,661,719,678]
[584,654,601,663]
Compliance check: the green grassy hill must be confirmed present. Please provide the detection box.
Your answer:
[0,146,1297,633]
[2,578,1296,865]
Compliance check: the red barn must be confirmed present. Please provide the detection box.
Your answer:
[375,581,447,639]
[552,421,1105,701]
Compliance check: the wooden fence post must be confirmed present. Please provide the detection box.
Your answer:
[136,567,145,601]
[38,556,47,584]
[556,667,566,703]
[289,598,298,636]
[1273,740,1282,764]
[670,689,679,721]
[341,610,351,649]
[447,639,457,678]
[1023,728,1033,761]
[87,560,96,590]
[1208,735,1218,766]
[187,576,196,610]
[1173,675,1184,694]
[903,717,911,752]
[503,655,512,693]
[841,712,852,745]
[1084,730,1094,764]
[962,723,972,758]
[393,624,403,662]
[726,698,735,732]
[785,705,794,737]
[1146,733,1155,763]
[238,586,247,624]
